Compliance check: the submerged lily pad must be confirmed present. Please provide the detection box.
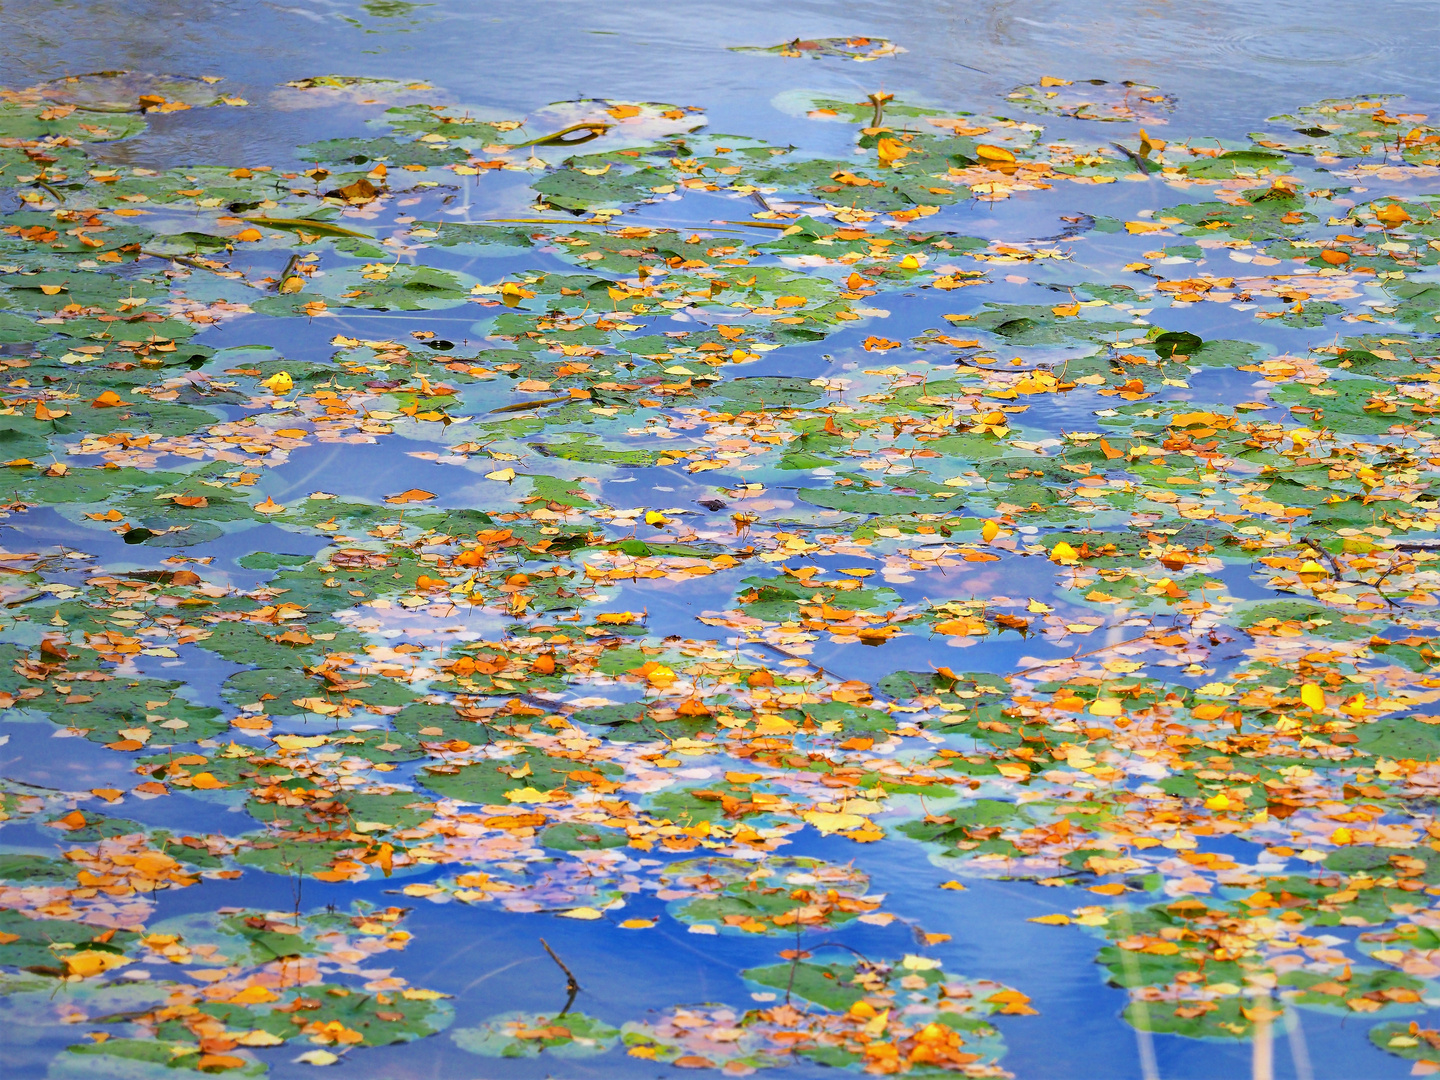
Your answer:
[730,37,907,61]
[452,1011,618,1057]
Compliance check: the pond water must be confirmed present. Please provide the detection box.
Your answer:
[0,1,1439,1077]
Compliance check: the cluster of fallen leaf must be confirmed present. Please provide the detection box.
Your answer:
[4,59,1440,1077]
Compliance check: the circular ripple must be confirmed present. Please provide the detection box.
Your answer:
[1226,26,1390,66]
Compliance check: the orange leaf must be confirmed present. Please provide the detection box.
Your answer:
[976,144,1017,164]
[52,810,88,830]
[877,137,912,166]
[197,1056,247,1072]
[1374,203,1412,226]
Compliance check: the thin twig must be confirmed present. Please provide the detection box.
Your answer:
[1108,142,1153,176]
[1367,562,1404,609]
[785,926,802,1004]
[1301,535,1344,579]
[540,937,580,1015]
[139,249,227,274]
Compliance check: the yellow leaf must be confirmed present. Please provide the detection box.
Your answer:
[1300,683,1325,711]
[228,985,280,1004]
[503,786,552,804]
[64,950,131,978]
[975,144,1016,163]
[902,954,943,971]
[1049,540,1078,562]
[253,496,285,515]
[620,918,656,929]
[877,138,912,166]
[803,810,867,834]
[753,714,795,734]
[558,906,604,920]
[1341,693,1369,716]
[981,520,1000,542]
[987,988,1037,1014]
[485,468,516,483]
[1028,913,1072,925]
[273,734,328,750]
[234,1031,285,1047]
